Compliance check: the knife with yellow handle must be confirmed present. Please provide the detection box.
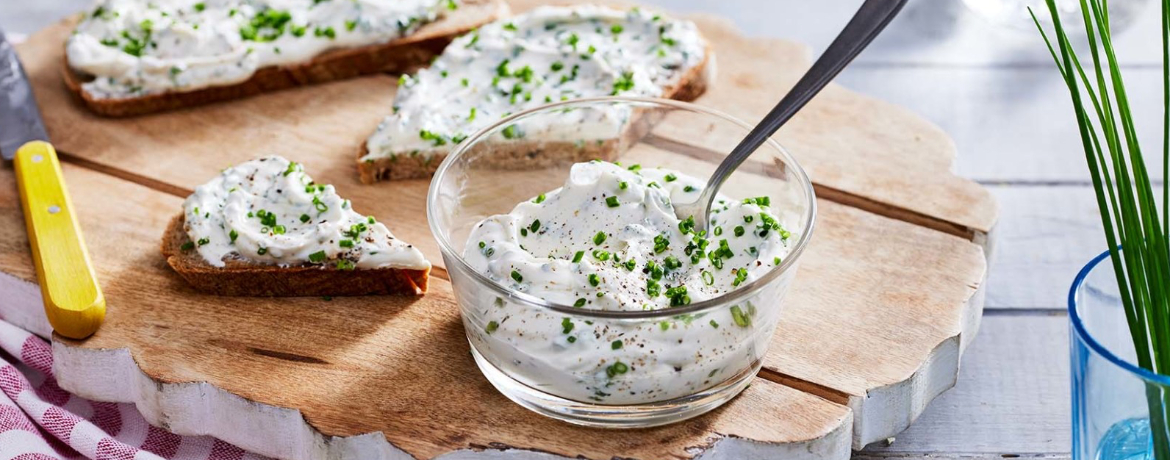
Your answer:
[0,28,104,339]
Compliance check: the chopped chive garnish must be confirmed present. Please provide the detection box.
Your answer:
[593,231,607,245]
[714,226,723,236]
[533,193,546,204]
[574,298,587,307]
[520,228,528,237]
[339,239,354,248]
[561,317,574,334]
[619,181,628,190]
[335,259,355,270]
[659,321,670,331]
[653,234,669,253]
[734,226,745,237]
[309,250,327,262]
[486,321,499,334]
[588,273,600,287]
[684,185,697,192]
[702,270,714,285]
[479,241,486,249]
[611,24,623,35]
[732,267,748,286]
[530,219,541,233]
[664,256,682,270]
[627,164,641,171]
[611,340,623,350]
[624,259,636,271]
[300,214,310,223]
[511,270,523,283]
[592,250,610,261]
[774,257,782,265]
[567,336,577,343]
[272,225,286,235]
[605,196,620,207]
[606,361,629,377]
[731,305,751,327]
[180,241,195,251]
[709,319,719,328]
[664,173,677,182]
[646,278,660,297]
[257,247,268,255]
[572,250,585,263]
[229,229,238,243]
[197,237,210,246]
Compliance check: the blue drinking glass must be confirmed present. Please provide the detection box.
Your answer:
[1071,249,1170,460]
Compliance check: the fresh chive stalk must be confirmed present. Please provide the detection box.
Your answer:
[1033,1,1170,456]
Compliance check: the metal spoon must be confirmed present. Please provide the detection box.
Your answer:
[674,0,908,230]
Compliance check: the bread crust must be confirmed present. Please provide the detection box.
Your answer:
[63,0,509,117]
[356,43,714,184]
[161,215,429,296]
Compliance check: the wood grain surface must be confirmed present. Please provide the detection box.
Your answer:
[0,0,997,458]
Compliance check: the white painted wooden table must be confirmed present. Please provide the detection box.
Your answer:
[4,0,1133,457]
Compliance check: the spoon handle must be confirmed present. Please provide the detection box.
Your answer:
[701,0,908,197]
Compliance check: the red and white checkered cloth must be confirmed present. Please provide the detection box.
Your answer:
[0,318,270,460]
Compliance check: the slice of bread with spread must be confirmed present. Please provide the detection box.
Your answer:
[357,5,714,183]
[162,156,430,296]
[64,0,509,117]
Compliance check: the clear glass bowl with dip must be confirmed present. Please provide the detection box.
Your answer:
[427,97,816,428]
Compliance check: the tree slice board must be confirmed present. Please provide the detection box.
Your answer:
[0,1,995,457]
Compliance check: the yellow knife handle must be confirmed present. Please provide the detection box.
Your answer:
[13,141,104,339]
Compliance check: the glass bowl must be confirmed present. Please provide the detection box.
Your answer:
[427,97,816,428]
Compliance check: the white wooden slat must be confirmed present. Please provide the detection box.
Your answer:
[0,0,89,34]
[861,314,1071,455]
[832,66,1167,183]
[638,0,1163,66]
[985,185,1107,310]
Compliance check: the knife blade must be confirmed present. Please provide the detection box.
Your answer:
[0,27,105,340]
[0,29,48,159]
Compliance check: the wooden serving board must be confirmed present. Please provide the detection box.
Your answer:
[0,1,996,458]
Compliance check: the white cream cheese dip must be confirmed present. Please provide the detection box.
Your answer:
[183,155,429,271]
[68,0,455,99]
[362,5,708,164]
[462,161,795,404]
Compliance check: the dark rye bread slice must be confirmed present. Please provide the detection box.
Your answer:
[63,0,510,118]
[161,215,429,296]
[356,42,714,184]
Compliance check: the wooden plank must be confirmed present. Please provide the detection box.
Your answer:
[0,0,87,35]
[0,163,854,460]
[641,0,1162,67]
[0,157,987,456]
[832,66,1167,183]
[983,185,1104,310]
[16,2,997,240]
[614,142,988,449]
[861,314,1070,455]
[768,199,985,449]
